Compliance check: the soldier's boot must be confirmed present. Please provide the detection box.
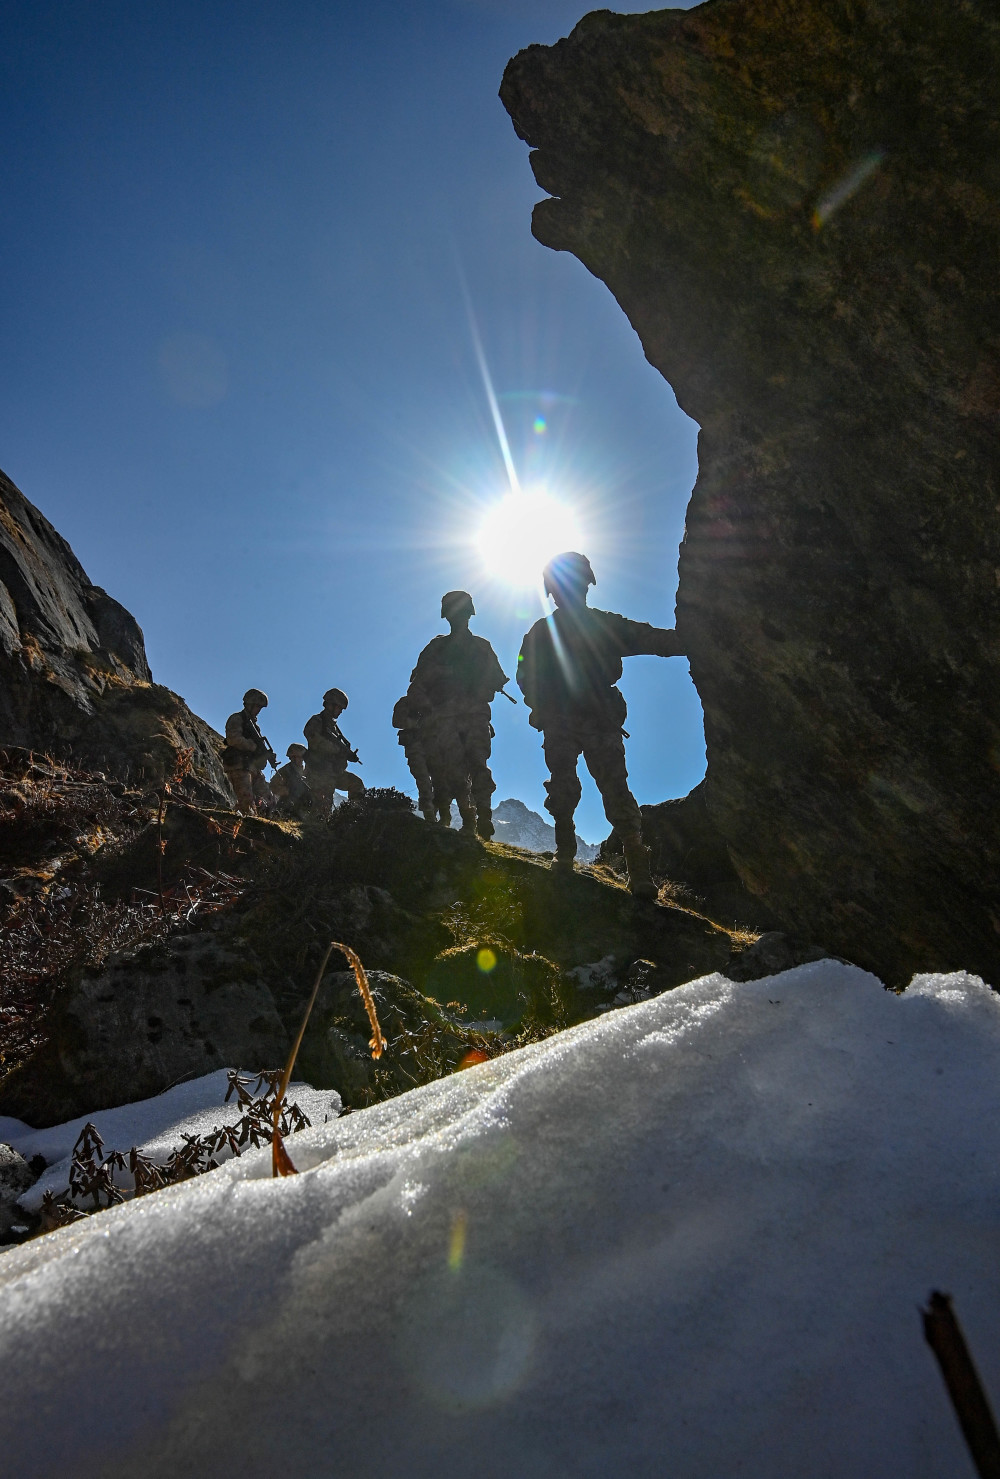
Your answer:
[459,803,478,833]
[475,807,495,840]
[552,819,577,875]
[418,791,436,823]
[622,833,657,901]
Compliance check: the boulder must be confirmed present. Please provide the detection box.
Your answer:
[0,1143,36,1238]
[0,932,289,1127]
[0,467,231,800]
[500,2,1000,986]
[295,969,471,1102]
[602,782,784,931]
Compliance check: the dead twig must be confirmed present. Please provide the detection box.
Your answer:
[922,1290,1000,1479]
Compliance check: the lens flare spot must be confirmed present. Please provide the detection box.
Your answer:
[448,1210,467,1271]
[476,486,583,588]
[812,150,885,229]
[458,1048,490,1071]
[476,947,498,973]
[532,416,547,434]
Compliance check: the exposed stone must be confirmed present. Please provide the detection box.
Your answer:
[0,932,289,1127]
[501,2,1000,985]
[0,1143,36,1237]
[602,781,783,930]
[0,467,231,800]
[295,969,472,1101]
[725,931,833,983]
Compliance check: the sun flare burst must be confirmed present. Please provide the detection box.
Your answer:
[476,486,583,589]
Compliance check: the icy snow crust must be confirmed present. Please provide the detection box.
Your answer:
[1,963,999,1478]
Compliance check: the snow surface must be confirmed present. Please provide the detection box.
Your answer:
[0,1071,342,1213]
[1,962,999,1478]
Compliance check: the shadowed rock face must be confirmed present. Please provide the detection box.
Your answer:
[0,468,230,798]
[501,1,1000,984]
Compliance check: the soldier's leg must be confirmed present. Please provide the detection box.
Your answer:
[542,725,583,869]
[404,742,436,821]
[430,725,475,829]
[581,728,655,898]
[464,725,496,839]
[425,751,453,825]
[251,770,272,814]
[306,765,335,816]
[224,766,256,814]
[334,770,366,800]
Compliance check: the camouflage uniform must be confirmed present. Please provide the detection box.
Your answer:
[222,708,273,814]
[410,630,508,835]
[303,709,365,813]
[392,691,435,820]
[517,606,679,860]
[270,748,313,819]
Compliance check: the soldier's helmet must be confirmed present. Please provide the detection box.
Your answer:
[441,590,475,620]
[287,743,307,759]
[323,687,349,709]
[543,552,596,600]
[243,687,268,708]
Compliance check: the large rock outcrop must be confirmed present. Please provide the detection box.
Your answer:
[0,468,230,797]
[501,0,1000,984]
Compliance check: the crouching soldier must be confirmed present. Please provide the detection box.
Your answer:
[303,687,365,814]
[409,591,508,837]
[517,552,682,899]
[269,743,313,819]
[222,687,277,814]
[392,687,436,822]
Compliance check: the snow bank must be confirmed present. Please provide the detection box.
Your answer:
[0,1071,342,1213]
[2,963,999,1478]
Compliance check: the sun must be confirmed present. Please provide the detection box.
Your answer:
[476,486,583,588]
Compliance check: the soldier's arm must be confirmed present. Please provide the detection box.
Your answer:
[515,630,539,707]
[477,642,510,699]
[613,614,684,659]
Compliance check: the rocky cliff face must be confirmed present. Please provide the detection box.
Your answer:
[0,468,230,798]
[501,0,1000,984]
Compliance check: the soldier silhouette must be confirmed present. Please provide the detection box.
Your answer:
[221,687,276,814]
[303,687,365,814]
[409,591,508,836]
[516,552,681,898]
[392,687,436,823]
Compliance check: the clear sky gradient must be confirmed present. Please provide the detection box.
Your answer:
[0,0,702,842]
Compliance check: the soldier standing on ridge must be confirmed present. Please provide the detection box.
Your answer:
[269,742,313,819]
[303,687,365,814]
[410,591,508,837]
[222,687,277,814]
[516,552,682,899]
[392,687,436,822]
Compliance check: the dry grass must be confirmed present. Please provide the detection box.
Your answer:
[272,941,386,1176]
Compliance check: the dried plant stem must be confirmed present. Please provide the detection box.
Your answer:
[156,787,167,914]
[923,1290,1000,1479]
[272,941,387,1177]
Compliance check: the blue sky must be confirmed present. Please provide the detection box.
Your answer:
[0,0,702,841]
